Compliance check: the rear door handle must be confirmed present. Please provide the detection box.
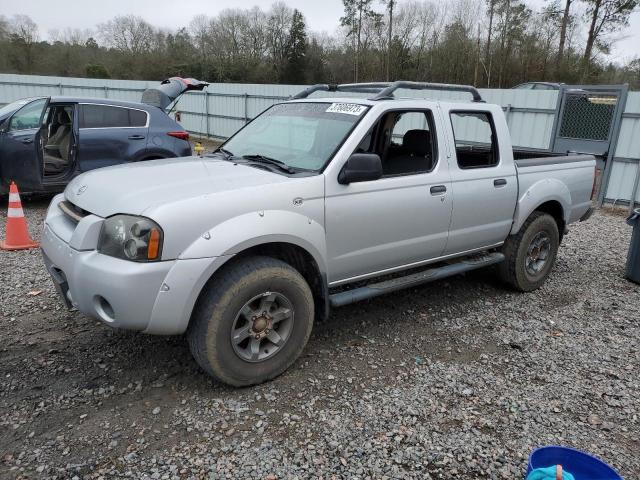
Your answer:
[128,135,145,140]
[21,138,34,144]
[430,185,447,195]
[494,178,507,187]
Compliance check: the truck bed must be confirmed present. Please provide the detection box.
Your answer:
[514,152,596,168]
[514,153,596,226]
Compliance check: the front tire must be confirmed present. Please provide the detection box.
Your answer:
[498,212,559,292]
[187,256,314,387]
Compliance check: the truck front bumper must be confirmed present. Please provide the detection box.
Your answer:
[41,223,222,335]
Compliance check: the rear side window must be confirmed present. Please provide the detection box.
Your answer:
[129,109,147,127]
[450,111,499,169]
[79,104,147,128]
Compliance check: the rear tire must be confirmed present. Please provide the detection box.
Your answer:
[498,212,559,292]
[187,256,314,387]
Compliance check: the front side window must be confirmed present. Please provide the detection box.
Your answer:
[8,98,47,131]
[221,102,368,171]
[450,111,499,169]
[0,98,32,118]
[355,110,436,177]
[79,104,147,128]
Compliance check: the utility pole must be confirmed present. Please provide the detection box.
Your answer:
[485,0,496,87]
[386,0,394,81]
[356,2,363,82]
[556,0,572,72]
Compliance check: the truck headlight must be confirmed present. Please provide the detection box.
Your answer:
[98,215,163,262]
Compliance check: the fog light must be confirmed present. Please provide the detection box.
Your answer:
[95,295,115,322]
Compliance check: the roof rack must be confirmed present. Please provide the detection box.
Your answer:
[291,83,392,99]
[291,80,484,103]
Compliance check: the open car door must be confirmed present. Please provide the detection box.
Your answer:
[141,77,209,111]
[0,97,49,191]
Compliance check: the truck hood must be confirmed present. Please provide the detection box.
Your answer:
[65,157,288,217]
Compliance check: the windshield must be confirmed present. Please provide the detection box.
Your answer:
[221,102,369,171]
[0,98,34,118]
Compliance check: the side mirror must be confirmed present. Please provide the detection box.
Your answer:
[338,153,383,184]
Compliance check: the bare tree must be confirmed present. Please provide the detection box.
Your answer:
[485,0,497,86]
[98,15,155,55]
[49,28,93,46]
[9,14,39,73]
[1,0,640,88]
[557,0,573,68]
[267,2,294,81]
[381,0,395,80]
[582,0,639,79]
[0,15,10,40]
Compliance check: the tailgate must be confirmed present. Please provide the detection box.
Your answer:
[141,77,209,111]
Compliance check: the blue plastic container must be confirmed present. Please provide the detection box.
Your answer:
[527,446,622,480]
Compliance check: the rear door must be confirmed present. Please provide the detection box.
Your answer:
[444,108,518,255]
[76,103,149,171]
[0,97,48,190]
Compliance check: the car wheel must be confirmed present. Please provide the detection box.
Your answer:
[498,212,559,292]
[187,256,314,387]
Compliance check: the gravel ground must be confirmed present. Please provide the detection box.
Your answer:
[1,199,639,480]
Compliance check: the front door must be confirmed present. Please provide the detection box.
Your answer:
[0,97,48,190]
[325,109,452,284]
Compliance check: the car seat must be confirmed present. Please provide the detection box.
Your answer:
[44,109,72,174]
[384,129,432,175]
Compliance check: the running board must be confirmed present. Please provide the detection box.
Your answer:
[329,252,505,308]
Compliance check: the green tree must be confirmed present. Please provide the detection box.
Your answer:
[283,9,308,83]
[85,63,110,78]
[340,0,381,81]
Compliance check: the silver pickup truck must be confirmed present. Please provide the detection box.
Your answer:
[41,81,596,386]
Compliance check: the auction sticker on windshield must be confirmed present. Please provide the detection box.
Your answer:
[326,103,367,116]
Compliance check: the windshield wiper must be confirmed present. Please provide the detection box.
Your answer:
[240,154,297,174]
[209,147,234,159]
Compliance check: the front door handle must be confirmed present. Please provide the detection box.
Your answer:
[128,135,145,140]
[494,178,507,187]
[21,138,34,144]
[430,185,447,195]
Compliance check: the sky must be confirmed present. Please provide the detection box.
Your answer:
[2,0,639,63]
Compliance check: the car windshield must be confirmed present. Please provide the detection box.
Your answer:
[220,102,369,171]
[0,98,33,117]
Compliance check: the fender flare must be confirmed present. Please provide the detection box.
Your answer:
[180,209,328,275]
[146,210,328,335]
[511,178,571,234]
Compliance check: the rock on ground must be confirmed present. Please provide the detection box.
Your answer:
[1,198,638,479]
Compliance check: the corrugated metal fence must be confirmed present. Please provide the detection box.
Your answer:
[604,92,640,206]
[0,73,637,206]
[0,73,558,148]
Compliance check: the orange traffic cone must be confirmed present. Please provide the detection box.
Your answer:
[0,182,38,251]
